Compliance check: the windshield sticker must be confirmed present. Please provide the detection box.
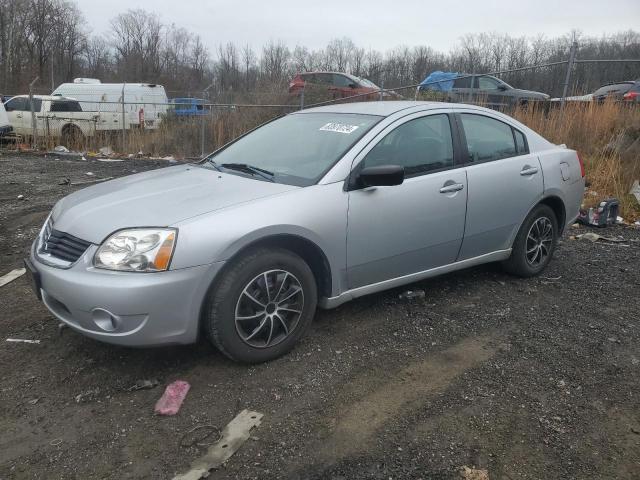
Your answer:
[319,122,360,134]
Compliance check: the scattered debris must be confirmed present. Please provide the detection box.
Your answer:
[577,199,619,227]
[179,425,221,449]
[399,289,426,300]
[58,322,68,335]
[97,158,124,163]
[70,176,114,186]
[49,438,63,446]
[576,232,626,243]
[127,379,159,392]
[75,388,99,403]
[459,466,489,480]
[58,178,70,185]
[98,146,113,156]
[53,145,69,153]
[6,338,41,344]
[173,410,264,480]
[617,216,625,224]
[85,171,95,176]
[17,194,24,200]
[630,180,640,204]
[154,380,191,415]
[28,398,39,405]
[0,268,25,287]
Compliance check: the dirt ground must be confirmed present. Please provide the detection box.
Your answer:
[1,153,639,480]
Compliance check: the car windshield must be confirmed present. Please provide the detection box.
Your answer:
[359,78,380,89]
[202,113,381,186]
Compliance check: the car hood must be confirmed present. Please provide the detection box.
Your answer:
[510,88,550,99]
[51,165,298,243]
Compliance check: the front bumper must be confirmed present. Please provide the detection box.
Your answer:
[29,241,224,347]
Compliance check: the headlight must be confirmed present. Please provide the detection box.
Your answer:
[94,228,177,272]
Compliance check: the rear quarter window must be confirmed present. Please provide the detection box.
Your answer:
[50,101,82,112]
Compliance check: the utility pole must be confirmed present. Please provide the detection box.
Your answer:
[561,41,578,108]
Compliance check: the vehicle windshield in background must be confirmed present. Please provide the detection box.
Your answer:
[204,113,381,186]
[359,78,380,89]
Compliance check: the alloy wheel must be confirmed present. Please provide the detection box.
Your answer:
[234,269,304,348]
[525,217,553,267]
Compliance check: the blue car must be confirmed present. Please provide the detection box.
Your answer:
[170,98,208,117]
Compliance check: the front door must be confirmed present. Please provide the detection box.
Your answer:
[346,113,468,289]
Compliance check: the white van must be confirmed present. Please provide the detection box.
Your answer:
[52,79,169,129]
[0,101,12,136]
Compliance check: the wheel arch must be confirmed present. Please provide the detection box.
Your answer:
[538,195,567,234]
[215,233,333,300]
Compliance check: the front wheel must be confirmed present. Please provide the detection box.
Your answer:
[502,204,558,277]
[204,247,317,363]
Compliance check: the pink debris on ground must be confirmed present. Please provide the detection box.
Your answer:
[154,380,190,415]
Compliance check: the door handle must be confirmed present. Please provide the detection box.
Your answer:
[520,165,539,176]
[439,183,464,194]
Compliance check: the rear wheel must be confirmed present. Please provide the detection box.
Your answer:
[502,204,558,277]
[204,247,317,363]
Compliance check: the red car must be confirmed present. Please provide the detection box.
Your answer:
[289,71,396,101]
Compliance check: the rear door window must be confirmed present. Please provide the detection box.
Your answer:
[333,74,352,87]
[460,113,518,163]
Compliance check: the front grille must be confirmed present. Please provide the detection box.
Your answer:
[42,221,91,263]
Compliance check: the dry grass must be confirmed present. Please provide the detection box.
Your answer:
[512,101,640,220]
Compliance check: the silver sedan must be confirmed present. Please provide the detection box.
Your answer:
[26,101,585,363]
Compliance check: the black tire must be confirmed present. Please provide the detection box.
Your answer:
[203,247,317,363]
[502,204,558,277]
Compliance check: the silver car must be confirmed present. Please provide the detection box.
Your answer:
[25,102,585,363]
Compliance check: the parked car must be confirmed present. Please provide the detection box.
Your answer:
[0,101,12,137]
[443,74,549,107]
[169,98,208,117]
[52,78,169,129]
[289,71,398,100]
[4,95,128,142]
[25,101,584,363]
[592,80,640,103]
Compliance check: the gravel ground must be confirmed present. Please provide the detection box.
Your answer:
[0,153,639,480]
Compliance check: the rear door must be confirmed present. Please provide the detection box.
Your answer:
[456,111,543,259]
[346,112,468,288]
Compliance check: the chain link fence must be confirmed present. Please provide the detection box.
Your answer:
[1,55,638,157]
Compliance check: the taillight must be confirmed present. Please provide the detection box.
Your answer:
[623,91,638,101]
[577,153,585,178]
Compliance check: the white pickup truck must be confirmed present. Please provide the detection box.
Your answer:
[3,95,129,142]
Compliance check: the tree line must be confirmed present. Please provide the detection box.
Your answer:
[1,0,639,101]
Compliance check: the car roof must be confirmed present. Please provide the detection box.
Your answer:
[11,94,76,101]
[295,100,494,117]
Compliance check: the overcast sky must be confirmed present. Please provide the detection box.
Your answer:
[75,0,640,53]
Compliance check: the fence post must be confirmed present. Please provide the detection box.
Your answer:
[28,76,39,150]
[561,41,578,108]
[201,83,214,158]
[121,83,126,153]
[299,84,305,110]
[379,79,384,101]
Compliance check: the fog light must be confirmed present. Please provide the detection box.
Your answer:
[92,308,121,332]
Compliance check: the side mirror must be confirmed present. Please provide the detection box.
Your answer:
[497,84,508,91]
[356,165,405,188]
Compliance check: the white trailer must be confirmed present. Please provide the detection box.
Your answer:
[52,79,169,129]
